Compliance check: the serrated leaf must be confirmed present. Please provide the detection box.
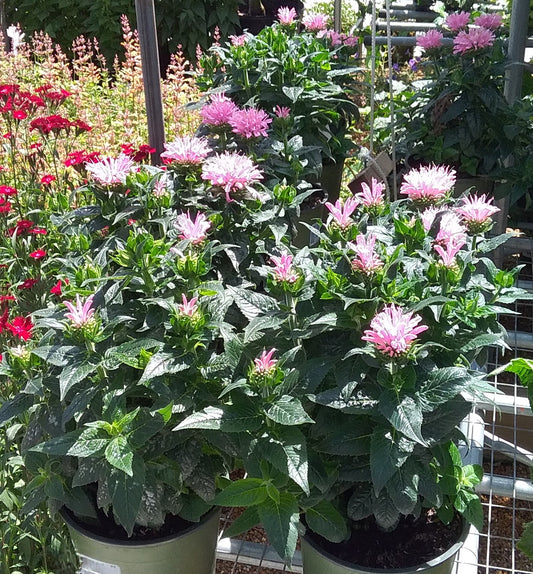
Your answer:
[227,286,279,321]
[31,345,82,367]
[174,407,223,431]
[257,492,299,564]
[105,436,134,475]
[104,338,163,369]
[67,428,108,457]
[347,484,373,521]
[214,478,268,507]
[244,315,286,344]
[30,432,82,455]
[305,500,348,543]
[373,490,400,531]
[518,521,533,560]
[386,463,419,515]
[370,430,414,496]
[416,367,472,413]
[266,396,314,426]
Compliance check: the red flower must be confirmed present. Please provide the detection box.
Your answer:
[0,307,8,333]
[0,185,17,196]
[50,278,68,295]
[0,198,11,213]
[30,142,43,150]
[18,278,38,289]
[71,119,92,133]
[0,295,15,304]
[64,149,100,168]
[12,109,27,120]
[29,227,47,235]
[122,143,155,162]
[40,174,56,185]
[6,315,34,341]
[29,249,47,260]
[30,114,71,135]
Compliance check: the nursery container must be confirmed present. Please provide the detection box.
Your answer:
[62,508,220,574]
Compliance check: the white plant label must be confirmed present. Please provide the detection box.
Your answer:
[79,554,122,574]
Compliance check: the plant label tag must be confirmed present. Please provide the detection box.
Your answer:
[79,554,122,574]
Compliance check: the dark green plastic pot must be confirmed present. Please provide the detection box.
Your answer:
[62,508,220,574]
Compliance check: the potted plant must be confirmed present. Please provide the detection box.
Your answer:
[177,163,531,571]
[385,11,533,203]
[197,7,362,212]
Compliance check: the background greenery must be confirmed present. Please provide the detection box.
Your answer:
[5,0,241,66]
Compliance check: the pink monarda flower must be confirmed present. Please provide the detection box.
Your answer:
[201,152,263,202]
[200,93,239,127]
[400,165,456,204]
[64,294,96,328]
[434,236,466,268]
[456,193,500,232]
[474,13,503,30]
[85,153,135,185]
[355,178,385,208]
[174,211,211,244]
[319,29,343,46]
[325,196,359,230]
[349,233,383,275]
[453,27,495,54]
[362,304,428,358]
[275,105,291,118]
[254,348,277,374]
[446,11,470,32]
[177,293,198,317]
[416,30,444,50]
[270,253,298,283]
[302,12,329,32]
[278,6,297,25]
[421,208,466,245]
[161,136,211,166]
[229,107,272,139]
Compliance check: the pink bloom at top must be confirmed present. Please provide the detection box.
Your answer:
[325,196,359,230]
[453,27,495,54]
[400,165,456,204]
[275,105,291,118]
[302,13,329,32]
[434,236,466,268]
[349,233,383,275]
[230,34,247,46]
[355,178,385,208]
[160,136,211,165]
[416,30,444,50]
[254,348,277,374]
[270,253,298,283]
[456,194,500,231]
[177,293,199,317]
[85,153,135,185]
[278,6,297,25]
[201,152,263,202]
[229,107,272,139]
[362,304,428,358]
[474,13,503,30]
[174,211,211,244]
[64,294,96,327]
[200,93,239,127]
[446,11,471,32]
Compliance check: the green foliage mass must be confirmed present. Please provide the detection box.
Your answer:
[5,0,240,65]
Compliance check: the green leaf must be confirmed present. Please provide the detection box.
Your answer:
[139,352,192,384]
[105,436,134,476]
[257,492,299,564]
[108,456,145,536]
[305,500,348,543]
[214,478,268,507]
[282,86,304,102]
[67,428,108,458]
[266,396,314,426]
[174,407,223,431]
[373,490,400,531]
[104,338,163,369]
[31,345,82,366]
[456,491,483,532]
[30,432,82,455]
[59,360,98,400]
[347,484,373,521]
[370,430,414,496]
[416,367,473,413]
[0,393,34,427]
[379,390,427,445]
[227,286,279,320]
[221,506,260,539]
[386,463,419,515]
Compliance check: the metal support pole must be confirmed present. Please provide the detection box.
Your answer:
[504,0,530,104]
[334,0,342,33]
[135,0,165,165]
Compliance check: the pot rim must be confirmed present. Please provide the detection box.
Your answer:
[301,516,470,573]
[60,506,219,548]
